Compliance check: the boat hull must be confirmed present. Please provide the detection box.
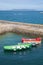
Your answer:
[3,43,32,51]
[22,38,41,44]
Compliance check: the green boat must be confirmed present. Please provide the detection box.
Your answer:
[3,43,32,51]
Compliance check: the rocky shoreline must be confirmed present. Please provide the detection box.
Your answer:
[0,20,43,36]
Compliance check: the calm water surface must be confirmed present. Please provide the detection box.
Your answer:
[0,33,43,65]
[0,11,43,24]
[0,11,43,65]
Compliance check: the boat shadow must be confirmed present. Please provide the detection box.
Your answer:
[3,45,40,55]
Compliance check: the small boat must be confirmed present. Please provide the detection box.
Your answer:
[3,43,32,51]
[22,37,41,44]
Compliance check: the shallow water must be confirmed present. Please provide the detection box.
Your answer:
[0,33,43,65]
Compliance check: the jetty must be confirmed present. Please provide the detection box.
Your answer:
[0,20,43,36]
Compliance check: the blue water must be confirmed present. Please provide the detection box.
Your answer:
[0,11,43,24]
[0,33,43,65]
[0,11,43,65]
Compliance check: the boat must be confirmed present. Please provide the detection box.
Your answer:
[3,43,32,51]
[22,37,41,44]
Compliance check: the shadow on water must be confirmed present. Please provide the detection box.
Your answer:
[3,48,32,55]
[3,44,41,55]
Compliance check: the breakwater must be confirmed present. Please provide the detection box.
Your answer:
[0,20,43,36]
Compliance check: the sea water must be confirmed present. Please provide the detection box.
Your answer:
[0,11,43,65]
[0,11,43,24]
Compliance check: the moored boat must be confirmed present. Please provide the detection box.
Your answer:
[3,43,32,51]
[22,37,41,44]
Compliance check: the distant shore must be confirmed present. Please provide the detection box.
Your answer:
[0,20,43,36]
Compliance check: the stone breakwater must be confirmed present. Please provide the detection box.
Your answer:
[0,20,43,36]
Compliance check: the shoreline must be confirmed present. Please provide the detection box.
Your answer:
[0,20,43,37]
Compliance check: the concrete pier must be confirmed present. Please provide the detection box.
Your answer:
[0,20,43,36]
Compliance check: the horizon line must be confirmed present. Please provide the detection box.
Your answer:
[0,9,43,11]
